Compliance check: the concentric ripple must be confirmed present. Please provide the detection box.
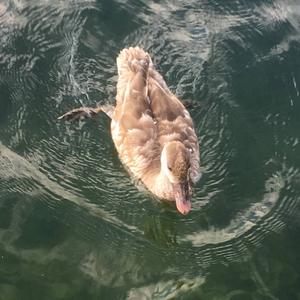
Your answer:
[0,0,300,298]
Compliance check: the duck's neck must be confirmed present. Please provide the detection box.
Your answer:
[142,162,173,201]
[139,145,174,200]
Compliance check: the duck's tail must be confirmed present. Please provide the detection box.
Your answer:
[117,47,150,77]
[116,47,151,104]
[118,47,171,97]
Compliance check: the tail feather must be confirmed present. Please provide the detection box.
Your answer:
[116,47,150,104]
[118,47,171,95]
[117,47,150,77]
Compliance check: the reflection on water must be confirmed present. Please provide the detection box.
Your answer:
[1,0,300,298]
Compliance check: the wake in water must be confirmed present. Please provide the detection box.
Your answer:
[1,0,300,298]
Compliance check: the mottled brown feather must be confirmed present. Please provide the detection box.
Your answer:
[111,47,200,201]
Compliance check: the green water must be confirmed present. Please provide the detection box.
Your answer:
[1,0,300,299]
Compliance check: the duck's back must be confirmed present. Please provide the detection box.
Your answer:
[111,47,160,181]
[112,47,200,191]
[147,61,200,183]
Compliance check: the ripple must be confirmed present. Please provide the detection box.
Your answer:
[1,0,300,296]
[0,143,142,236]
[183,170,285,246]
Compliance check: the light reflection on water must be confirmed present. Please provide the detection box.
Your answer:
[0,0,300,298]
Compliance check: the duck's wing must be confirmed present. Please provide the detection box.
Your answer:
[112,47,160,178]
[148,62,201,183]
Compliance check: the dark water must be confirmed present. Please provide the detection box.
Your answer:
[1,0,300,299]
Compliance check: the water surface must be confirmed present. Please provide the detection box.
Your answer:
[1,0,300,299]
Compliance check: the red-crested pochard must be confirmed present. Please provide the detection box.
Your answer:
[58,47,201,214]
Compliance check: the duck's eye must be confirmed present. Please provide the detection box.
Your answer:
[168,166,173,172]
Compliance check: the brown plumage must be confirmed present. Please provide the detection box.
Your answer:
[166,141,190,181]
[58,47,201,215]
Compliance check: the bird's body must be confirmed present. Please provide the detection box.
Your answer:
[59,47,200,214]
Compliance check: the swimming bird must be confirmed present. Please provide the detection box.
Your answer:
[58,47,200,214]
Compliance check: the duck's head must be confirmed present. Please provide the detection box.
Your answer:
[161,141,192,215]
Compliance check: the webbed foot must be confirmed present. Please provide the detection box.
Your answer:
[58,105,114,121]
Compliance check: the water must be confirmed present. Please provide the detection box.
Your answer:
[0,0,300,299]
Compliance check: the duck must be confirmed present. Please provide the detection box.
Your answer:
[58,47,201,215]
